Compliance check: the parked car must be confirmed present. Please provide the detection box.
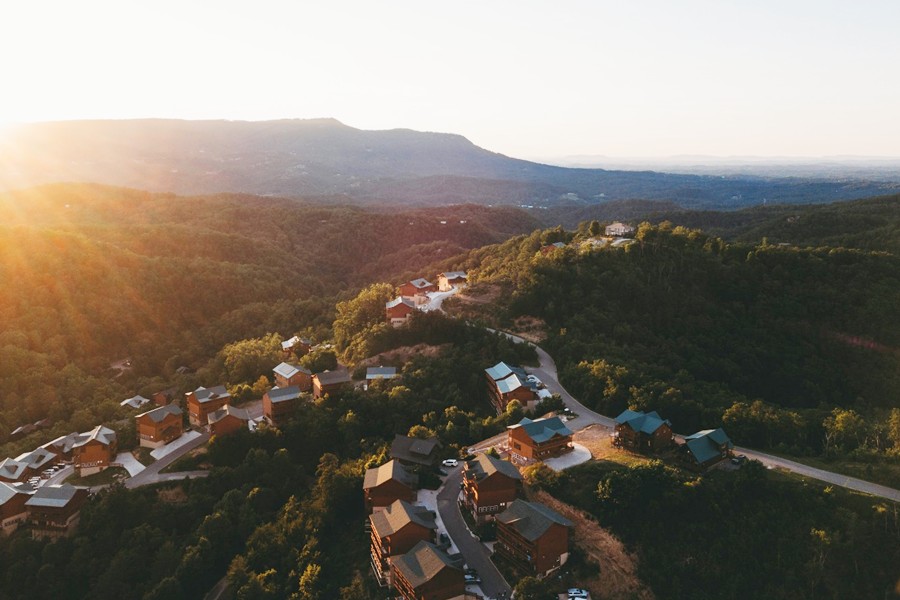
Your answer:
[730,454,748,465]
[464,574,482,584]
[442,458,459,467]
[525,374,544,387]
[568,589,589,599]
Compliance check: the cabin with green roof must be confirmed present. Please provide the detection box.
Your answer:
[681,428,734,470]
[495,499,573,577]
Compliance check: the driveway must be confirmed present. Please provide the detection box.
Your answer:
[436,467,511,598]
[126,431,209,489]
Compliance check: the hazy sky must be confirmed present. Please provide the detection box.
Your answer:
[2,0,899,159]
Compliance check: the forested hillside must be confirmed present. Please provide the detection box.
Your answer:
[448,222,900,456]
[0,184,537,448]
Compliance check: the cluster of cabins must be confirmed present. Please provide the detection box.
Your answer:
[385,272,468,326]
[484,361,550,414]
[363,417,576,599]
[0,425,117,540]
[613,409,735,470]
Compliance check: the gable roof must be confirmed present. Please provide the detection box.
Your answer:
[370,499,437,538]
[440,271,467,280]
[496,374,528,395]
[314,370,352,386]
[466,453,522,482]
[366,366,398,380]
[614,409,671,435]
[136,404,183,423]
[281,335,300,350]
[25,484,83,508]
[392,541,460,589]
[73,425,117,448]
[391,435,441,465]
[120,394,151,409]
[266,385,302,403]
[187,385,231,404]
[684,428,734,465]
[0,482,29,506]
[496,499,573,542]
[363,459,418,490]
[386,296,416,310]
[273,362,311,379]
[507,417,573,444]
[41,433,80,455]
[208,405,251,425]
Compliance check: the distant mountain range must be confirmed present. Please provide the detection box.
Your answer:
[1,118,897,209]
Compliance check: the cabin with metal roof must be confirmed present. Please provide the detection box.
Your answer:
[437,271,467,292]
[462,453,522,522]
[390,540,465,600]
[0,481,30,535]
[186,385,231,427]
[506,417,573,463]
[25,484,88,540]
[386,296,418,326]
[263,385,303,427]
[363,459,418,513]
[485,361,539,413]
[390,435,442,467]
[72,425,117,476]
[208,405,252,437]
[681,428,734,471]
[273,361,312,391]
[369,499,438,587]
[613,409,675,454]
[136,404,184,448]
[312,369,352,398]
[120,394,151,409]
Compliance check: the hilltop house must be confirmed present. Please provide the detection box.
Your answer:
[398,278,437,303]
[72,425,117,476]
[263,386,302,426]
[363,459,418,513]
[495,499,572,577]
[136,404,184,448]
[506,416,573,463]
[369,499,437,587]
[186,385,231,427]
[312,370,352,398]
[462,453,522,522]
[681,428,734,471]
[208,405,252,437]
[0,459,29,483]
[281,335,312,357]
[273,362,312,391]
[386,297,417,326]
[613,409,675,454]
[485,361,538,413]
[605,222,635,237]
[40,433,80,462]
[0,482,30,535]
[437,271,467,292]
[390,541,465,600]
[25,484,88,540]
[390,435,441,467]
[13,448,56,477]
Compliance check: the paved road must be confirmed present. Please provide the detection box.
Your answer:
[125,432,210,489]
[492,328,900,503]
[436,467,511,598]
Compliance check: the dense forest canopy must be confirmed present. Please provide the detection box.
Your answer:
[0,184,537,449]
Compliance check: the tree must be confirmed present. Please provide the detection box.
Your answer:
[514,576,555,600]
[823,408,867,453]
[888,408,900,452]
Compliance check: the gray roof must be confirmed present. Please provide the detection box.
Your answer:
[136,404,182,423]
[507,417,573,444]
[614,410,671,435]
[465,453,522,482]
[273,362,311,379]
[120,394,151,408]
[314,370,352,386]
[366,366,398,380]
[392,541,461,589]
[0,459,28,480]
[363,459,417,490]
[266,385,302,403]
[73,425,117,448]
[386,296,416,310]
[391,435,441,465]
[281,335,300,350]
[408,278,434,289]
[208,405,251,425]
[0,482,29,505]
[440,271,467,280]
[187,385,231,404]
[370,499,437,538]
[496,374,528,395]
[684,428,734,465]
[25,484,82,508]
[485,361,529,382]
[41,433,80,455]
[14,448,56,470]
[496,499,573,542]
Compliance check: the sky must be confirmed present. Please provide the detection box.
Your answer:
[1,0,899,159]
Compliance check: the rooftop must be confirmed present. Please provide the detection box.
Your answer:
[273,362,311,379]
[314,370,352,386]
[391,435,441,466]
[72,425,117,448]
[465,453,522,482]
[386,296,416,310]
[25,484,84,509]
[392,541,461,589]
[363,459,417,490]
[208,405,251,425]
[614,409,671,435]
[370,499,437,538]
[136,403,183,423]
[366,366,398,380]
[266,385,302,403]
[507,416,573,444]
[188,385,231,404]
[496,499,573,542]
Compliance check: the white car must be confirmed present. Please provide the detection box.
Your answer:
[441,459,459,467]
[568,589,589,599]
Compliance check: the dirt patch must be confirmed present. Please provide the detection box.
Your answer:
[573,426,653,468]
[529,488,654,600]
[509,315,547,343]
[157,486,188,504]
[359,343,451,368]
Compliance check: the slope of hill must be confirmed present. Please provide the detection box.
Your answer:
[1,119,897,209]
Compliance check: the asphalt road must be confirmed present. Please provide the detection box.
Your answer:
[490,328,900,503]
[125,431,210,489]
[436,467,511,598]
